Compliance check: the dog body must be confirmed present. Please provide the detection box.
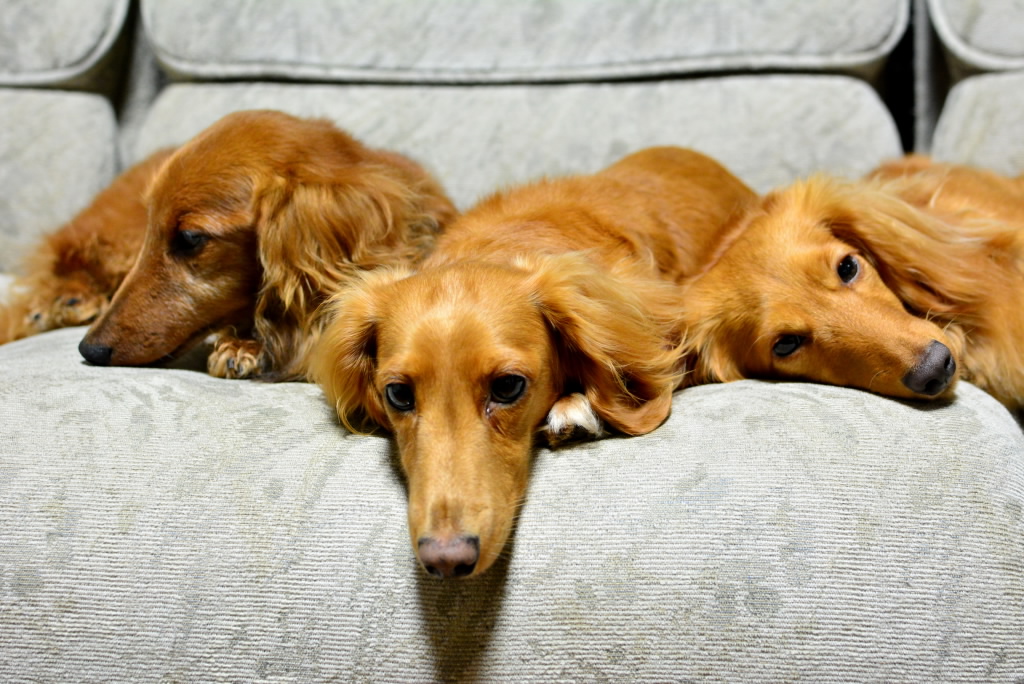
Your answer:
[312,147,757,577]
[1,148,175,344]
[78,110,456,380]
[679,156,1024,410]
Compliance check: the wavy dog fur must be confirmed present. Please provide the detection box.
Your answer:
[0,148,175,345]
[679,156,1024,410]
[78,110,456,380]
[311,147,757,577]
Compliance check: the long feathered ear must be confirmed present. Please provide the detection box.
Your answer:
[822,180,999,322]
[252,163,453,377]
[675,278,749,388]
[309,268,410,434]
[523,253,683,435]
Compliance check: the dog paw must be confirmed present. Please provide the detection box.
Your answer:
[51,293,108,327]
[207,337,265,379]
[542,392,603,447]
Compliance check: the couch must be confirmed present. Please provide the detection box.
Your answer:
[1,1,1021,681]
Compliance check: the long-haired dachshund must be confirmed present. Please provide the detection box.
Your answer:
[678,155,1024,411]
[78,110,456,380]
[311,147,757,578]
[1,148,175,344]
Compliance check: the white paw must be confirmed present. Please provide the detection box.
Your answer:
[542,392,603,446]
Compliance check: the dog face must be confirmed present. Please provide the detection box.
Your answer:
[79,110,453,374]
[682,180,959,399]
[314,255,679,578]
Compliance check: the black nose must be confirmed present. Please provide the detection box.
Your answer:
[902,340,956,396]
[417,535,480,579]
[79,340,114,366]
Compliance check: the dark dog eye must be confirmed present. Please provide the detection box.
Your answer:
[171,229,209,257]
[490,374,526,404]
[837,255,859,283]
[385,383,415,411]
[773,335,804,358]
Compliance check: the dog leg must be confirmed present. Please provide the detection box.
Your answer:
[542,392,603,446]
[51,292,109,328]
[207,335,265,379]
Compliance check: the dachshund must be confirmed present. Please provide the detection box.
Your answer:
[678,155,1024,412]
[77,110,456,380]
[311,147,758,578]
[0,148,175,344]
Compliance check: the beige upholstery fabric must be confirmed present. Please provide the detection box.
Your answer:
[928,0,1024,76]
[0,328,1021,681]
[931,72,1024,175]
[0,0,129,89]
[143,0,907,83]
[134,77,901,207]
[0,89,118,272]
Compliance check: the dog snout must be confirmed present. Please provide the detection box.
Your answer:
[79,339,114,366]
[417,535,480,579]
[902,340,956,396]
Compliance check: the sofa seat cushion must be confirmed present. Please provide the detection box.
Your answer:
[142,0,907,83]
[0,0,129,89]
[0,327,1020,681]
[0,89,118,273]
[928,0,1024,75]
[930,71,1024,176]
[134,77,902,209]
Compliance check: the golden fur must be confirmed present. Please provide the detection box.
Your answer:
[679,155,1024,410]
[311,147,757,577]
[0,148,175,344]
[78,110,456,380]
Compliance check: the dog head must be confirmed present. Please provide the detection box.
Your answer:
[79,110,454,376]
[680,177,960,399]
[312,254,681,578]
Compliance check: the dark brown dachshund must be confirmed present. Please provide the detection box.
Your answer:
[79,110,456,380]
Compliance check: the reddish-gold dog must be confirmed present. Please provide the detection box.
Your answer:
[79,110,456,380]
[1,148,175,344]
[311,147,757,577]
[678,155,1024,411]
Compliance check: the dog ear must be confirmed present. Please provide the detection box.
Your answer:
[523,254,683,435]
[309,269,408,434]
[673,277,748,388]
[252,164,450,376]
[822,180,991,320]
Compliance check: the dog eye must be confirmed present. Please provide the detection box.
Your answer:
[837,255,859,283]
[171,229,209,256]
[490,374,526,404]
[385,383,415,411]
[773,335,804,358]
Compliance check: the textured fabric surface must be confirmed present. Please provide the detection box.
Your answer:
[0,89,118,273]
[142,0,907,83]
[0,0,129,88]
[134,77,902,208]
[930,71,1024,175]
[928,0,1024,74]
[0,328,1021,681]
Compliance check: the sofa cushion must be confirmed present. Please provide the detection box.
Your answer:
[928,0,1024,76]
[142,0,907,83]
[0,327,1020,681]
[930,71,1024,176]
[0,89,118,273]
[133,77,902,208]
[0,0,130,89]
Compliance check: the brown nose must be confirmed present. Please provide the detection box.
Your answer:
[902,340,956,396]
[417,535,479,578]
